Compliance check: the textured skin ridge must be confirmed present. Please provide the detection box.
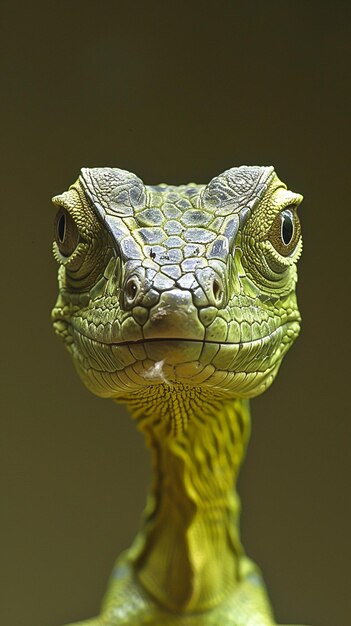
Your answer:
[52,166,307,625]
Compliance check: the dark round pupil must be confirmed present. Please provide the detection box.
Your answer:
[281,212,294,245]
[57,213,66,242]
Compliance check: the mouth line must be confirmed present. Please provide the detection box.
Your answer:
[105,335,270,348]
[64,320,297,349]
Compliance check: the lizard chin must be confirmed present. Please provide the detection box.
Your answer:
[69,331,286,401]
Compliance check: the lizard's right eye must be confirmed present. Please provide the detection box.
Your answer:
[268,207,301,257]
[54,208,80,257]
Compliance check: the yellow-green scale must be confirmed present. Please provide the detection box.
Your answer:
[120,386,251,612]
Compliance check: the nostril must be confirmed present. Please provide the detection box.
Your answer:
[212,278,223,304]
[125,277,140,305]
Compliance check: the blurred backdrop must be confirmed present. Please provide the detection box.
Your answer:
[1,1,350,625]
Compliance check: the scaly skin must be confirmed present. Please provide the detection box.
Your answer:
[52,166,308,625]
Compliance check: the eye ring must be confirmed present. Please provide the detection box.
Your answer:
[54,207,80,257]
[124,275,142,308]
[268,206,301,257]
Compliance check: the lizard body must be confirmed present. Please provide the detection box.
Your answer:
[52,166,307,625]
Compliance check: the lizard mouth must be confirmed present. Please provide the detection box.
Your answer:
[78,334,278,348]
[56,320,294,348]
[67,322,298,370]
[53,319,300,398]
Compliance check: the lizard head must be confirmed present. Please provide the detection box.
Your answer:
[52,166,302,403]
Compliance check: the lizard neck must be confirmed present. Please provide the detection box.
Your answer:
[125,385,251,613]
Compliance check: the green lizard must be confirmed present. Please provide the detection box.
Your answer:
[52,166,308,625]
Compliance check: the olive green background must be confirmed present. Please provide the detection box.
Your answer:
[1,1,350,625]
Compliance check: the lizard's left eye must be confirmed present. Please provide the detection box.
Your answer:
[54,207,80,257]
[268,207,301,257]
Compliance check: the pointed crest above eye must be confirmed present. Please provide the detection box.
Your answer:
[80,167,146,219]
[202,165,275,217]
